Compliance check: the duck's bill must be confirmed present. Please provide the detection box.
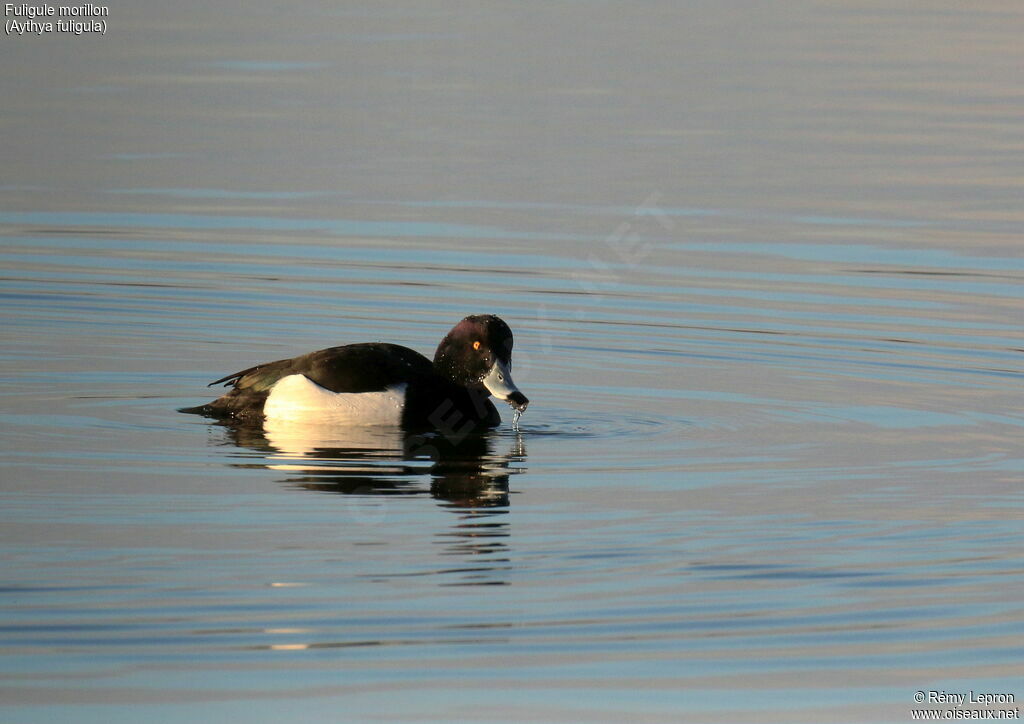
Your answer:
[481,358,529,412]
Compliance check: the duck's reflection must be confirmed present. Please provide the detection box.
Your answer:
[219,418,526,584]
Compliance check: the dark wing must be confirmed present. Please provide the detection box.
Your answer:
[289,343,433,393]
[210,343,433,393]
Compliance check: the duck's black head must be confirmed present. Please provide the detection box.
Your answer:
[433,315,529,411]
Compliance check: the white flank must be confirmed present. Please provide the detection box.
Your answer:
[263,374,406,425]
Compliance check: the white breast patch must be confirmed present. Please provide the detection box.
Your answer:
[263,374,406,425]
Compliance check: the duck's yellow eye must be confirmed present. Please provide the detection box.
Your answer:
[473,341,481,350]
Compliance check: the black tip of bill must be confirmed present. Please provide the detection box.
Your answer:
[506,391,529,412]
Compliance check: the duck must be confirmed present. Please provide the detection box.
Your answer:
[180,314,529,431]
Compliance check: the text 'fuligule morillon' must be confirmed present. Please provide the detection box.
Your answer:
[4,4,109,17]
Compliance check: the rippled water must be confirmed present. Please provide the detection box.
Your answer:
[3,2,1024,722]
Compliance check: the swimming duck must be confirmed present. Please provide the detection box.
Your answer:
[180,314,528,430]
